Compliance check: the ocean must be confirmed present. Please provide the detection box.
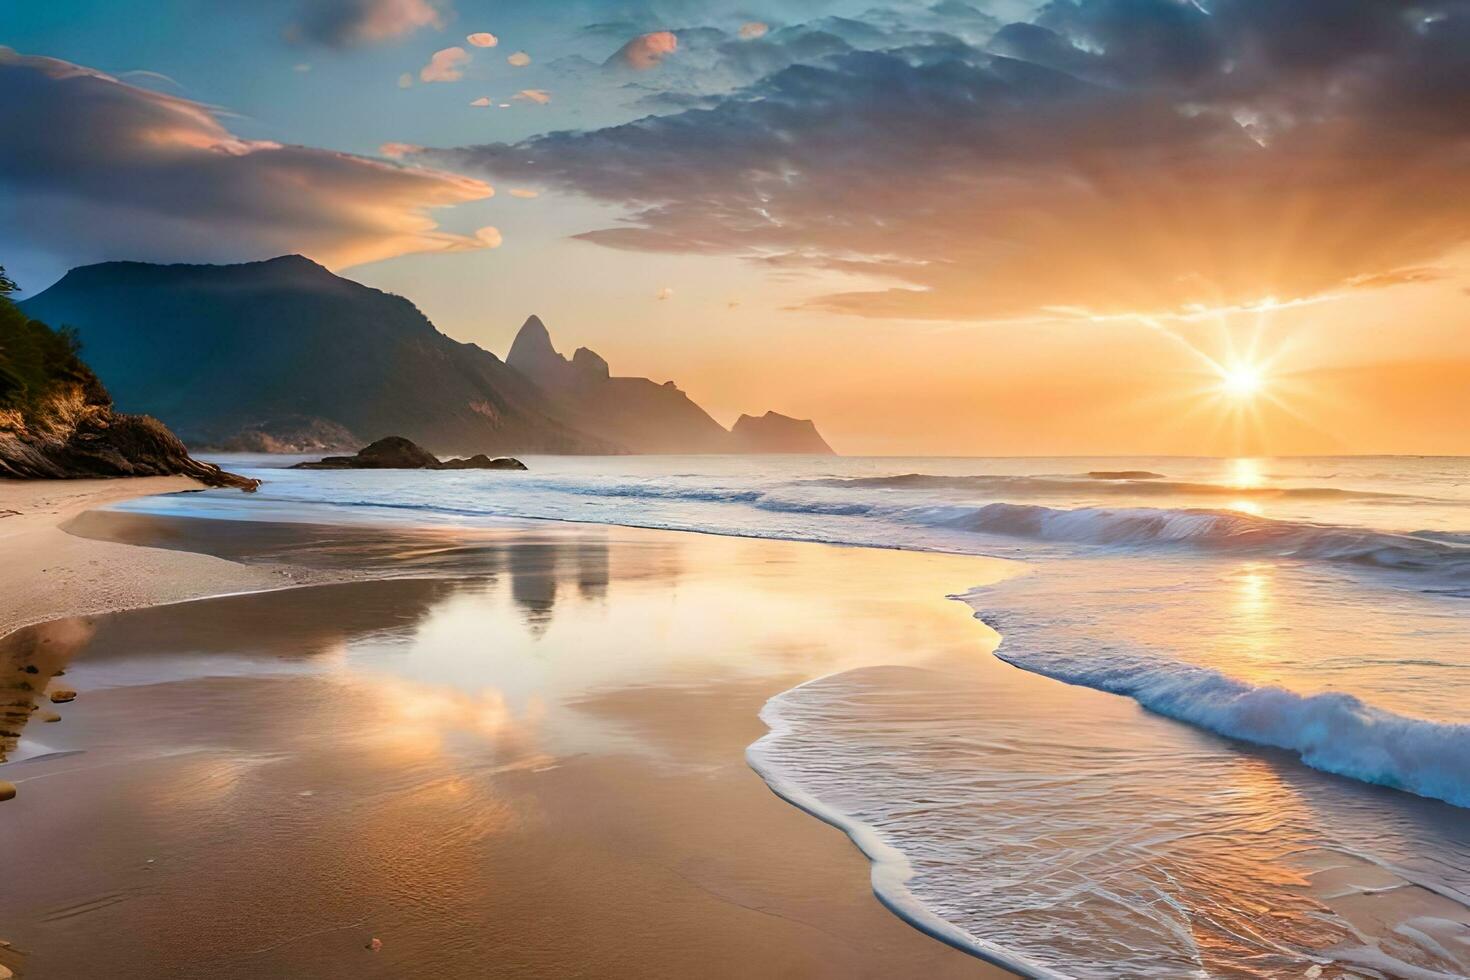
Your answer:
[115,454,1470,978]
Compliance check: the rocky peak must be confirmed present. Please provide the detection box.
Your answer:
[730,411,835,454]
[571,347,610,381]
[506,315,574,389]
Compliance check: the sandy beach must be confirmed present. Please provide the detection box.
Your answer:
[0,478,342,638]
[0,479,1015,979]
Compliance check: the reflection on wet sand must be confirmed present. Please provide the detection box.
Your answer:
[0,514,1022,979]
[16,510,1464,978]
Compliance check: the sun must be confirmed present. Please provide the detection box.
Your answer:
[1219,363,1265,398]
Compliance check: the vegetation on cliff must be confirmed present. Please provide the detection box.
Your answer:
[0,266,257,489]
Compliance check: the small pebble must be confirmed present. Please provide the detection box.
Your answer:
[49,690,77,704]
[38,711,60,723]
[366,938,383,952]
[0,781,16,803]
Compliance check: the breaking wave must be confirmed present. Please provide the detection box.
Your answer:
[941,502,1470,585]
[811,472,1435,502]
[989,642,1470,808]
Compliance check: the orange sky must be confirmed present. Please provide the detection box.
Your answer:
[9,2,1470,458]
[357,239,1470,457]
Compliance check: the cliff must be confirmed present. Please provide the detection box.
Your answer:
[0,289,257,489]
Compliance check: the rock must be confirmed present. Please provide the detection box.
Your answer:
[437,454,528,470]
[729,411,835,454]
[366,938,383,952]
[294,435,439,470]
[49,689,77,703]
[38,711,60,723]
[293,436,526,472]
[0,781,15,802]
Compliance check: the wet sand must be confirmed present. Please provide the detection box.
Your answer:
[0,505,1020,978]
[0,478,344,638]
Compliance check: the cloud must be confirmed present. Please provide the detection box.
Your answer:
[612,31,679,71]
[420,46,468,82]
[397,71,413,87]
[466,32,498,48]
[513,89,550,104]
[475,226,503,248]
[470,96,491,106]
[739,22,769,40]
[656,286,673,300]
[294,0,446,46]
[424,2,1470,321]
[378,141,424,158]
[507,51,531,67]
[508,188,539,199]
[0,48,494,278]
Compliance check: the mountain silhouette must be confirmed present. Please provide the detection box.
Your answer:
[23,256,834,455]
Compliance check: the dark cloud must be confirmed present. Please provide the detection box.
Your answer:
[289,0,448,46]
[0,48,493,282]
[423,0,1470,320]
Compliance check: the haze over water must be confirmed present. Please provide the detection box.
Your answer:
[118,453,1470,977]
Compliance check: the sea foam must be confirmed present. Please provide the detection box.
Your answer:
[988,633,1470,808]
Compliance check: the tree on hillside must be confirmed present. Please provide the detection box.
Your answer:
[0,263,105,412]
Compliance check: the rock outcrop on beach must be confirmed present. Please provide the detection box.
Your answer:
[505,316,837,455]
[0,276,257,490]
[730,411,835,454]
[292,436,526,471]
[22,256,609,456]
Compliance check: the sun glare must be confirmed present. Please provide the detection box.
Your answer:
[1219,364,1265,398]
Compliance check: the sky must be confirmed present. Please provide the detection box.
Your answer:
[3,0,1469,455]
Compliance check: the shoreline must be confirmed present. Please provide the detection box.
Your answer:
[0,479,1018,979]
[0,478,349,642]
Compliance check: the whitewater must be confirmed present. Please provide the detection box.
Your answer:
[116,453,1470,977]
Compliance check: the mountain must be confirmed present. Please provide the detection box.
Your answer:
[21,256,607,454]
[505,316,733,453]
[22,256,836,456]
[731,411,835,454]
